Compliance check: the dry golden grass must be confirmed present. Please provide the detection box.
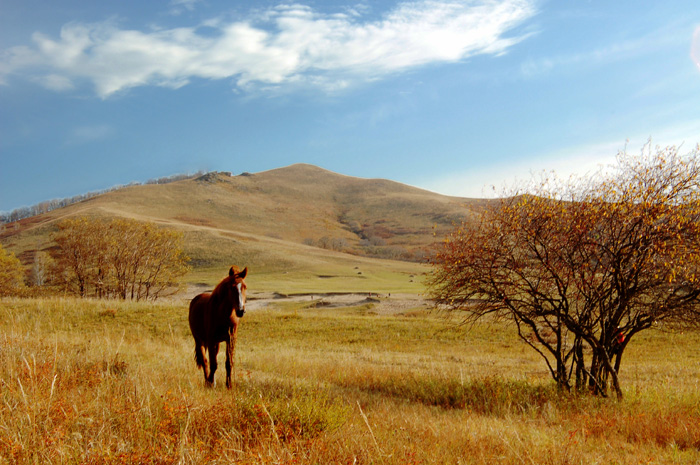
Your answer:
[1,296,699,464]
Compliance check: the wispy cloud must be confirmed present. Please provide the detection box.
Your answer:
[520,22,690,78]
[692,25,700,73]
[168,0,203,16]
[0,0,537,98]
[421,120,700,198]
[67,124,116,145]
[34,73,75,91]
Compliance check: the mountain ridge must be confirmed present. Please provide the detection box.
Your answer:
[1,163,491,291]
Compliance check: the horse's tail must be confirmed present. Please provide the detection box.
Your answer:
[189,293,206,369]
[194,344,206,368]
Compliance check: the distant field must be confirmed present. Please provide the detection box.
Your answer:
[224,257,427,295]
[177,226,429,294]
[1,297,699,464]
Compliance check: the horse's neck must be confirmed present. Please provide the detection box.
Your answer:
[210,290,232,318]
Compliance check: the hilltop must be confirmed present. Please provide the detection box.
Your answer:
[1,164,490,293]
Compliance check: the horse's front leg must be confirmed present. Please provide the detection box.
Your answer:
[225,324,238,389]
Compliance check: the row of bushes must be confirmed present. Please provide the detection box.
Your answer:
[0,217,189,301]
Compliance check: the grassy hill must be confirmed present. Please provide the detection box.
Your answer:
[1,164,490,293]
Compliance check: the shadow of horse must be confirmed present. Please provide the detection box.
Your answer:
[188,266,248,388]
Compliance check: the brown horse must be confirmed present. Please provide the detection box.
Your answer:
[188,266,248,388]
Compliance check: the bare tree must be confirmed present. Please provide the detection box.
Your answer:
[428,144,700,398]
[32,251,50,287]
[52,217,190,300]
[52,217,106,297]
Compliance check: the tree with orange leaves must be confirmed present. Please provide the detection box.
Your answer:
[52,217,189,301]
[429,143,700,398]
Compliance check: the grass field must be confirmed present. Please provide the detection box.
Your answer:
[183,235,429,295]
[1,296,700,464]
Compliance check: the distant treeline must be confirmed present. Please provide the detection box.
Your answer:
[0,172,206,224]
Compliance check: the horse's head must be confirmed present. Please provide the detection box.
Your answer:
[228,266,248,318]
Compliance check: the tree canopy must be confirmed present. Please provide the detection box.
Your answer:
[428,144,700,398]
[52,217,190,301]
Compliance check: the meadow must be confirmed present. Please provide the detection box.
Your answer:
[1,295,700,464]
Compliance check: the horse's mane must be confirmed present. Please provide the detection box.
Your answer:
[210,266,242,307]
[211,276,230,298]
[210,277,229,310]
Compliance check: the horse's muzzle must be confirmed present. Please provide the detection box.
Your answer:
[235,308,246,318]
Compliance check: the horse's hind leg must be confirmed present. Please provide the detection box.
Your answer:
[207,343,220,387]
[194,342,210,387]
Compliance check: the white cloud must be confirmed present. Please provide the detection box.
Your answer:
[171,0,200,9]
[420,121,700,198]
[0,0,537,98]
[169,0,202,16]
[35,73,75,91]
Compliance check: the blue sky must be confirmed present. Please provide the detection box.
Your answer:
[1,0,699,212]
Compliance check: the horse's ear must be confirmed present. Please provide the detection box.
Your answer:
[239,267,248,279]
[229,267,235,277]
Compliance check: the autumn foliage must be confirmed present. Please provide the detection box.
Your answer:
[0,243,25,296]
[51,217,189,300]
[429,144,700,398]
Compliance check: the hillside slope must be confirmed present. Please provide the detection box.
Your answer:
[1,164,488,292]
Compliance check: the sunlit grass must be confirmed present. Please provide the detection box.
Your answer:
[1,297,699,464]
[190,249,428,295]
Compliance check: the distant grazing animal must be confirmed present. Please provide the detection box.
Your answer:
[188,266,248,388]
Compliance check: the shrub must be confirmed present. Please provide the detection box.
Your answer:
[0,243,25,296]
